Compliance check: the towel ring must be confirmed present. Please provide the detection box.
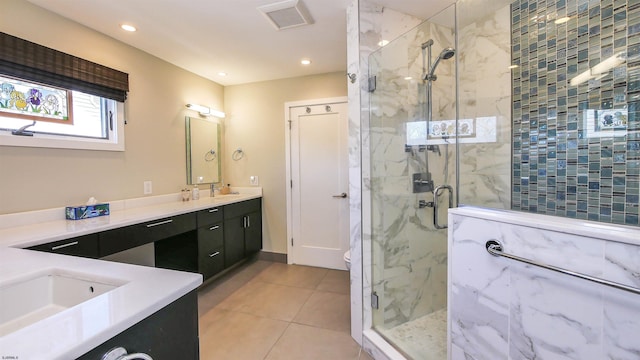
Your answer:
[204,149,217,162]
[232,148,244,161]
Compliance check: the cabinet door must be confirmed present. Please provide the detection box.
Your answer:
[223,216,245,268]
[198,223,224,279]
[77,290,199,360]
[27,233,99,258]
[245,210,262,254]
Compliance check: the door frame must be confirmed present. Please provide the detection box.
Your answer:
[284,96,348,265]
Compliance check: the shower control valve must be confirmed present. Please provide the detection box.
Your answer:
[418,200,434,209]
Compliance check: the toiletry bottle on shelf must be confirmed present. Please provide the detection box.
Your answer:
[192,185,200,200]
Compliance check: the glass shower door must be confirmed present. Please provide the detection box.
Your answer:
[368,5,456,360]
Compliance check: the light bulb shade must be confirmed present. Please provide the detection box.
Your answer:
[186,104,226,118]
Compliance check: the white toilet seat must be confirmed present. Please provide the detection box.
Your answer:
[343,250,351,270]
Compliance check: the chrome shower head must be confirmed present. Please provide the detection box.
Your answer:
[423,47,456,81]
[439,47,455,60]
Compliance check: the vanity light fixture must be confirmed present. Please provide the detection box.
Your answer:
[120,24,137,32]
[185,104,226,118]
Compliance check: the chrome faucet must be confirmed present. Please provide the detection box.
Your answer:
[210,183,216,197]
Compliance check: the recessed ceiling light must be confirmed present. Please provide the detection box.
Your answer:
[378,40,389,47]
[554,16,570,24]
[508,65,519,69]
[218,72,227,77]
[120,24,137,32]
[301,59,312,65]
[404,76,413,80]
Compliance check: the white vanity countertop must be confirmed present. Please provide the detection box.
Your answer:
[0,188,262,249]
[450,206,640,246]
[0,188,262,359]
[0,246,203,360]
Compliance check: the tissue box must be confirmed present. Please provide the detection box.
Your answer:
[65,203,110,220]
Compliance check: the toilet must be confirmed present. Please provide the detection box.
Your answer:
[343,250,351,270]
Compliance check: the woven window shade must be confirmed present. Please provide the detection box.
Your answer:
[0,32,129,102]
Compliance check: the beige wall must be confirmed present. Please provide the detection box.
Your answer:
[223,73,347,254]
[0,0,224,214]
[0,0,348,257]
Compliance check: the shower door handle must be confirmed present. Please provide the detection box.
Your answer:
[433,185,453,229]
[332,192,348,198]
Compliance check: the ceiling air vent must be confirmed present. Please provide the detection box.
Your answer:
[258,0,314,31]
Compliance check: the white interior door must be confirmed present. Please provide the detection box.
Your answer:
[288,101,349,270]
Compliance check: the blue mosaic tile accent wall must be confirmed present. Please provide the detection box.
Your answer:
[511,0,640,226]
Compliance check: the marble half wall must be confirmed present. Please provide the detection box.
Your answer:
[448,207,640,359]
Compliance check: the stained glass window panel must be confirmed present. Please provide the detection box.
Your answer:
[0,75,72,124]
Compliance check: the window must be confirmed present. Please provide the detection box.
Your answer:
[0,32,129,151]
[0,75,124,150]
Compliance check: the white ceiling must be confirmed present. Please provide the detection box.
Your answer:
[25,0,454,86]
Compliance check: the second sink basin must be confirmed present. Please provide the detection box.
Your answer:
[0,269,125,336]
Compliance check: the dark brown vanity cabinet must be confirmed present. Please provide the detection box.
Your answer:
[100,213,197,257]
[26,198,262,281]
[27,233,99,258]
[223,198,262,268]
[196,207,225,280]
[77,290,199,360]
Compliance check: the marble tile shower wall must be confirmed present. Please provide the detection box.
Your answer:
[369,18,454,329]
[511,0,640,226]
[458,3,513,210]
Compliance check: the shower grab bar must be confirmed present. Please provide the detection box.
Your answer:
[433,185,453,229]
[485,240,640,295]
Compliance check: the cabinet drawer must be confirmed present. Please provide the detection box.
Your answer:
[196,207,223,227]
[100,213,196,257]
[197,223,224,249]
[28,233,99,258]
[198,247,224,280]
[223,198,261,220]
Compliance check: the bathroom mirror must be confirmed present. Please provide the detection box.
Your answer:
[185,116,221,185]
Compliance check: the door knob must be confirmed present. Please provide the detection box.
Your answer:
[332,193,348,198]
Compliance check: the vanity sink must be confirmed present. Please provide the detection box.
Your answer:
[213,194,243,201]
[0,269,125,336]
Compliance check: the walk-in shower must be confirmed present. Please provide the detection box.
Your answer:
[367,5,456,359]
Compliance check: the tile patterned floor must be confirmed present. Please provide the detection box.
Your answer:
[380,309,447,360]
[198,260,373,360]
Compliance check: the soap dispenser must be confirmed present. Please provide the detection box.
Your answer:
[192,185,200,200]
